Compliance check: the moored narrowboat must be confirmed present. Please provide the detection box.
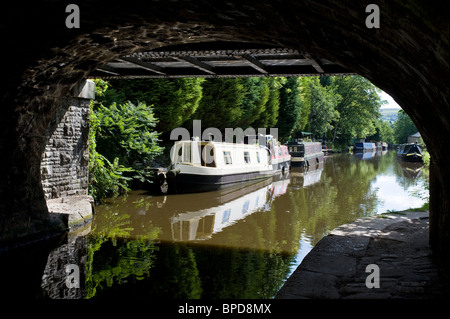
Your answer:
[354,142,376,152]
[397,143,423,163]
[286,139,324,167]
[166,135,289,193]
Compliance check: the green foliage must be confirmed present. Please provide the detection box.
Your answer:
[422,149,430,166]
[305,77,340,138]
[296,77,312,132]
[95,76,388,148]
[85,206,161,298]
[329,76,383,146]
[89,92,133,202]
[367,118,396,144]
[191,78,246,128]
[95,101,162,168]
[238,77,270,127]
[193,77,284,131]
[393,110,418,144]
[277,77,302,140]
[106,78,205,132]
[254,77,285,128]
[89,80,163,203]
[88,150,133,203]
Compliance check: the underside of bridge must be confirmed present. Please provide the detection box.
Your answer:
[0,0,448,273]
[90,44,353,79]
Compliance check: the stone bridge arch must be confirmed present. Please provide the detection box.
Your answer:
[0,1,448,269]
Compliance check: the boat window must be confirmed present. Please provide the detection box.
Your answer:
[242,200,250,214]
[289,147,292,152]
[224,151,232,165]
[222,209,231,223]
[294,147,297,152]
[203,144,216,167]
[183,143,191,163]
[244,151,251,164]
[278,147,282,157]
[174,145,182,162]
[256,152,260,163]
[200,144,215,167]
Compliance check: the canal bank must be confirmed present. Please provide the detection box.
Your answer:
[276,211,449,299]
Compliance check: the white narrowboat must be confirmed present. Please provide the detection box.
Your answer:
[166,137,275,193]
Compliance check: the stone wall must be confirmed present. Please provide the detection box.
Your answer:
[41,232,88,299]
[40,81,93,199]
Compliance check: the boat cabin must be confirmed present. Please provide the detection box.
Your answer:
[286,139,324,167]
[170,139,270,169]
[397,143,423,163]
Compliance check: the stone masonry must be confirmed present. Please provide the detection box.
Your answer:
[40,80,95,232]
[40,80,94,199]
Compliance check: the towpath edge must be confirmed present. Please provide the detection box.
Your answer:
[276,211,449,299]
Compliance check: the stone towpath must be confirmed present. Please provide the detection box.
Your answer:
[276,211,449,299]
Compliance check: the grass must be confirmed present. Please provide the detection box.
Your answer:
[377,210,406,218]
[377,202,429,219]
[409,202,429,212]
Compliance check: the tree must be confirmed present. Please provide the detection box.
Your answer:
[296,77,312,133]
[191,78,246,129]
[277,77,302,141]
[107,78,204,133]
[89,80,163,202]
[238,77,270,128]
[367,118,395,144]
[95,101,163,168]
[304,77,340,139]
[394,110,418,143]
[330,76,383,146]
[252,77,285,128]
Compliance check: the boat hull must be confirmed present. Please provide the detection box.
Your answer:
[397,154,423,163]
[396,143,424,163]
[166,170,274,194]
[290,153,324,167]
[272,159,291,172]
[287,141,323,167]
[354,142,376,152]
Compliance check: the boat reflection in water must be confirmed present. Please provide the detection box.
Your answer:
[289,161,324,189]
[398,161,424,179]
[170,176,290,241]
[354,149,388,160]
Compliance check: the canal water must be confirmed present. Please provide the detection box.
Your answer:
[0,151,428,299]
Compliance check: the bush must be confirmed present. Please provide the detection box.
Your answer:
[89,80,163,203]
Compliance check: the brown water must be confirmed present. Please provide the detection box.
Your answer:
[0,151,428,299]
